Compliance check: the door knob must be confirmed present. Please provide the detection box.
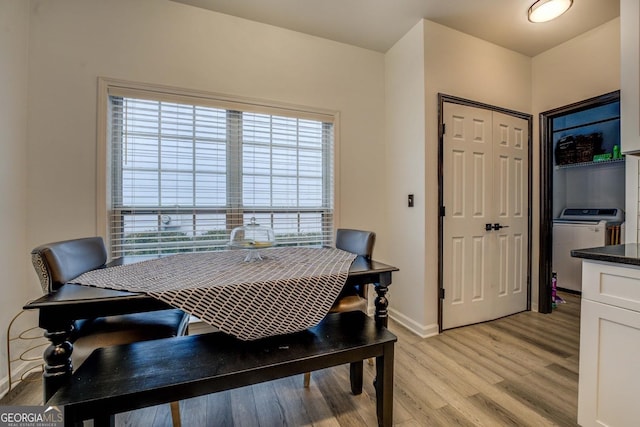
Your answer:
[485,224,493,231]
[492,223,509,230]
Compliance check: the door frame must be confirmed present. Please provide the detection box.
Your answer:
[437,93,533,332]
[538,90,620,314]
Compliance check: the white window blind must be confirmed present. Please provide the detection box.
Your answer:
[107,90,335,256]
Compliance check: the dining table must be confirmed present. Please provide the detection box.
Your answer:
[24,248,398,401]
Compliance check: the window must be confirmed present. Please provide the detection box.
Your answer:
[101,80,336,256]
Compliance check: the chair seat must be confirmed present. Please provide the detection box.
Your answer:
[329,294,367,313]
[71,309,190,367]
[304,228,375,389]
[31,236,187,425]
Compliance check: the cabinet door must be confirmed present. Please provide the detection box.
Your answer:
[578,299,640,427]
[621,0,640,154]
[621,0,640,241]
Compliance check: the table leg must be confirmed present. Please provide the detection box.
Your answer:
[349,361,363,395]
[372,270,392,419]
[92,414,115,427]
[375,342,395,427]
[374,271,392,328]
[42,322,74,402]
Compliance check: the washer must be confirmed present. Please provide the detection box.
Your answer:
[552,208,624,292]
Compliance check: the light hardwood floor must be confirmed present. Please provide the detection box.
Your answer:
[1,292,580,426]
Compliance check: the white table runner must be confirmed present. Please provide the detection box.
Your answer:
[74,247,356,340]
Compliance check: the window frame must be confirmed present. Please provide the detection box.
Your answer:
[97,77,341,258]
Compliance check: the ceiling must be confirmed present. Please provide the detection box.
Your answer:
[171,0,619,57]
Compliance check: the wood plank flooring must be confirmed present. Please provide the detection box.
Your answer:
[1,292,580,426]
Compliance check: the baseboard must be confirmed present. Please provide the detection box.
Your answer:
[0,360,42,401]
[388,308,439,338]
[557,287,581,295]
[0,375,8,400]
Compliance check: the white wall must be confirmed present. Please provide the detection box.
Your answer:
[390,17,620,332]
[384,22,429,335]
[532,19,620,113]
[562,165,625,212]
[26,0,387,261]
[0,0,33,396]
[423,20,532,329]
[385,19,532,335]
[532,18,621,308]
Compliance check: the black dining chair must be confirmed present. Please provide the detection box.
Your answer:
[31,236,189,426]
[303,228,376,388]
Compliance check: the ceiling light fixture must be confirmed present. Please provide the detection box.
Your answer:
[528,0,573,23]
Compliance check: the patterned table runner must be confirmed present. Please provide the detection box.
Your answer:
[74,247,356,340]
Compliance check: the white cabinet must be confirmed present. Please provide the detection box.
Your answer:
[621,0,640,154]
[579,300,640,426]
[620,0,640,241]
[578,260,640,427]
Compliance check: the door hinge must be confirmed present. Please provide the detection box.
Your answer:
[440,288,445,299]
[442,123,446,135]
[440,206,445,217]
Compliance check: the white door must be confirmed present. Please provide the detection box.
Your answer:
[442,103,528,330]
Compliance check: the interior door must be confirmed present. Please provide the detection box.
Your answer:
[490,111,528,320]
[442,103,528,330]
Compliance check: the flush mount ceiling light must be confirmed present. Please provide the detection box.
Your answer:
[528,0,573,23]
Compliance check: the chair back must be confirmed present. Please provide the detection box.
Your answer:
[336,229,375,259]
[31,237,107,293]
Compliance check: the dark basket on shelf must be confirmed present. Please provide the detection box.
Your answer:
[555,135,576,165]
[555,132,604,165]
[575,132,603,163]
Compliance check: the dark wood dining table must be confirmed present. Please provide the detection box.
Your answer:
[24,254,398,401]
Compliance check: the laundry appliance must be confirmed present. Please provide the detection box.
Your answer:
[552,208,624,292]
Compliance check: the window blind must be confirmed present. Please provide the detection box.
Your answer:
[108,91,335,256]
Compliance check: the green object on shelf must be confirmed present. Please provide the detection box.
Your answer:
[613,145,621,159]
[593,153,612,162]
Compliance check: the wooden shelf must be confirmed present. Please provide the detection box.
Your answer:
[555,157,625,169]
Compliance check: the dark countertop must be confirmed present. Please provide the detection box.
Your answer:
[571,244,640,267]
